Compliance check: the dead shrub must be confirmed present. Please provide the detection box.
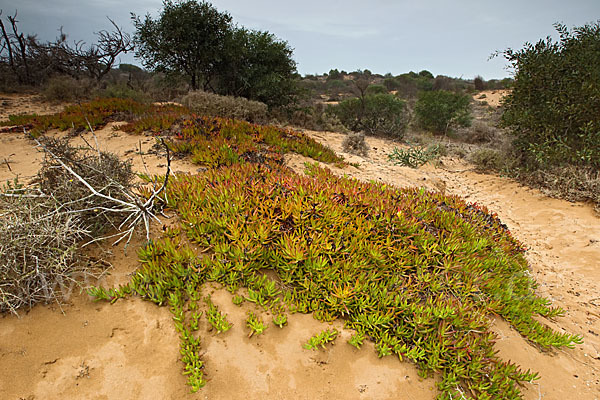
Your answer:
[0,137,154,315]
[37,137,135,234]
[342,131,369,156]
[180,90,268,123]
[468,148,513,171]
[463,120,496,143]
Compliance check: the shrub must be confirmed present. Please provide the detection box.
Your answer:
[463,119,495,143]
[500,21,600,169]
[415,90,472,134]
[330,93,409,138]
[0,138,135,314]
[42,76,93,102]
[468,148,511,172]
[388,144,442,168]
[180,90,268,123]
[101,84,151,103]
[342,131,369,156]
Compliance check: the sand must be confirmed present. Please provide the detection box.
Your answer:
[0,96,599,399]
[473,90,509,108]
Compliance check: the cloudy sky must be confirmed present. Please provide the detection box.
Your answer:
[1,0,598,79]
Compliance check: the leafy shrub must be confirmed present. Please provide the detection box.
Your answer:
[500,22,600,168]
[415,90,472,134]
[342,131,369,156]
[330,93,409,138]
[180,90,268,123]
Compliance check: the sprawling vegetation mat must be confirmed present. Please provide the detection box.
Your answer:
[3,99,580,399]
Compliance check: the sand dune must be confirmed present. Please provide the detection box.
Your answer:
[0,97,598,399]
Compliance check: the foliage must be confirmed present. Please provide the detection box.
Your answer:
[366,84,387,95]
[218,27,299,108]
[0,97,151,136]
[246,311,266,337]
[92,152,580,398]
[303,328,338,350]
[42,76,93,102]
[330,93,409,138]
[179,90,268,123]
[348,331,365,349]
[388,144,443,168]
[474,75,486,91]
[415,90,472,134]
[272,313,288,328]
[132,0,232,91]
[133,0,299,108]
[499,21,600,168]
[205,296,232,333]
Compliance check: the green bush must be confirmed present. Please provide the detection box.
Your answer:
[415,90,472,134]
[179,90,268,123]
[500,22,600,168]
[330,93,409,138]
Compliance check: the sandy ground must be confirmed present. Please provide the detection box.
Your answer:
[0,97,599,400]
[473,89,509,108]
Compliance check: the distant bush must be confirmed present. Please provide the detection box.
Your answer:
[101,84,151,103]
[366,84,387,95]
[473,75,486,91]
[500,21,600,169]
[415,90,472,134]
[180,90,268,123]
[330,93,409,138]
[42,76,93,102]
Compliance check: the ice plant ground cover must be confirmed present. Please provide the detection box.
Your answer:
[2,99,581,399]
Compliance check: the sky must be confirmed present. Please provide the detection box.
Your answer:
[1,0,598,80]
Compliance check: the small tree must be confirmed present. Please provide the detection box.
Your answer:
[415,90,472,134]
[132,0,232,91]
